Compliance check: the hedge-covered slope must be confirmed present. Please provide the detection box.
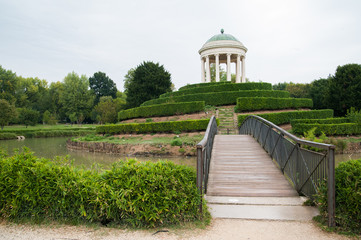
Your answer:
[0,149,205,227]
[161,82,272,98]
[97,119,218,134]
[238,109,334,126]
[0,128,95,140]
[118,101,205,121]
[235,97,313,112]
[290,117,349,126]
[178,81,231,91]
[142,90,290,107]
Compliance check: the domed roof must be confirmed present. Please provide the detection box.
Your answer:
[205,29,240,43]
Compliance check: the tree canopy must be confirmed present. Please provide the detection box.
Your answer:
[89,71,117,104]
[0,99,17,130]
[125,61,172,109]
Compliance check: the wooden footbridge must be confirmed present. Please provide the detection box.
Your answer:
[196,116,336,227]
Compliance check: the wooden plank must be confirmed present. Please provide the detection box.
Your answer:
[207,135,298,197]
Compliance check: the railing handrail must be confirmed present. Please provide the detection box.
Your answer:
[242,115,335,150]
[196,116,217,214]
[239,115,335,227]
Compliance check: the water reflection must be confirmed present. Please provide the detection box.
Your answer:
[0,137,196,169]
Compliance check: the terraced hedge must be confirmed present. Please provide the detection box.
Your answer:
[142,90,290,107]
[96,119,218,134]
[292,123,361,136]
[290,118,349,127]
[178,81,231,91]
[0,128,95,139]
[161,82,272,98]
[118,101,205,121]
[235,97,313,112]
[237,109,334,126]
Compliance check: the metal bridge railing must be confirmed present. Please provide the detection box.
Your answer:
[239,115,335,227]
[196,116,217,213]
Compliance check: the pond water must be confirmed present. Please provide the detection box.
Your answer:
[0,137,196,169]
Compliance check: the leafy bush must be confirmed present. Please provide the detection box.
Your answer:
[238,109,334,126]
[346,107,361,124]
[171,138,182,146]
[97,119,219,134]
[0,128,95,139]
[118,101,205,121]
[0,132,17,140]
[290,118,349,127]
[178,81,231,91]
[0,149,207,227]
[317,159,361,234]
[235,97,313,112]
[292,123,361,136]
[161,82,272,98]
[142,90,290,107]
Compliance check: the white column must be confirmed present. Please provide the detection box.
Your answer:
[236,55,241,83]
[206,56,211,82]
[226,53,231,82]
[201,57,205,83]
[241,56,246,83]
[215,54,220,82]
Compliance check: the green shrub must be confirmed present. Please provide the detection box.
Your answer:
[97,119,219,134]
[178,81,231,91]
[145,118,153,122]
[0,149,206,227]
[171,138,183,146]
[346,107,361,124]
[238,109,334,126]
[142,90,290,107]
[118,101,205,121]
[292,123,361,136]
[290,118,349,127]
[317,159,361,234]
[235,97,313,112]
[0,132,17,140]
[161,82,272,98]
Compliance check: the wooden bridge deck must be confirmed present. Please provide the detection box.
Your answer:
[207,135,298,197]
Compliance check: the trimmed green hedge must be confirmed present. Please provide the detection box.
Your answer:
[97,119,218,134]
[238,109,334,126]
[0,129,95,139]
[292,123,361,136]
[0,132,17,140]
[0,149,205,227]
[290,117,349,127]
[142,90,290,107]
[178,81,231,91]
[161,83,272,98]
[118,101,205,121]
[235,97,313,112]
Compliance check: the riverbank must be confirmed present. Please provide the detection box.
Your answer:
[0,219,353,240]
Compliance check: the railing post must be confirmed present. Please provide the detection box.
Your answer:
[328,147,335,227]
[196,146,203,214]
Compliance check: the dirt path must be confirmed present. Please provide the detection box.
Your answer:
[0,219,353,240]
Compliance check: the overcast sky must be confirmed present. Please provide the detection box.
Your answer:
[1,0,360,91]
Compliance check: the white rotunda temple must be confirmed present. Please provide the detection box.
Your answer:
[199,29,247,83]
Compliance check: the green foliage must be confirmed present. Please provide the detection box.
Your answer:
[317,159,361,234]
[142,90,290,107]
[285,82,311,98]
[96,119,216,134]
[309,78,330,109]
[0,132,17,140]
[272,82,288,91]
[125,61,172,109]
[118,101,205,121]
[238,109,334,126]
[292,123,361,136]
[94,96,119,124]
[346,107,361,124]
[0,99,17,130]
[145,118,153,123]
[60,72,94,123]
[18,108,40,127]
[171,138,183,146]
[89,71,117,104]
[160,82,272,98]
[326,64,361,116]
[235,97,313,112]
[290,118,349,127]
[0,65,18,103]
[0,149,205,227]
[178,81,231,91]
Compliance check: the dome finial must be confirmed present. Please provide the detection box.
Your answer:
[221,29,224,34]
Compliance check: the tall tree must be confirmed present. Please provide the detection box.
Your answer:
[0,99,17,130]
[18,108,40,128]
[89,71,117,104]
[60,72,94,123]
[326,64,361,116]
[123,68,135,95]
[94,96,118,124]
[285,83,310,98]
[0,65,18,103]
[125,61,172,108]
[309,77,330,109]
